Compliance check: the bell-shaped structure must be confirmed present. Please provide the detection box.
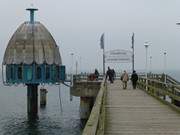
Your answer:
[3,22,62,65]
[2,8,65,85]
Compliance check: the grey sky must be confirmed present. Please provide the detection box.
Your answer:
[0,0,180,73]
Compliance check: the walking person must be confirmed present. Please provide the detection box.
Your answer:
[131,70,138,89]
[94,69,99,80]
[111,69,116,81]
[121,70,129,89]
[105,67,113,83]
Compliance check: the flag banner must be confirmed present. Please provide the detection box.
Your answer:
[132,33,134,49]
[105,49,132,63]
[100,33,104,49]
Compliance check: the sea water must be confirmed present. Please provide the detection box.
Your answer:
[0,80,82,135]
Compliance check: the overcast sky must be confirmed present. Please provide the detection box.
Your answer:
[0,0,180,73]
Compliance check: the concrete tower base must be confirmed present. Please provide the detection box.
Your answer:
[27,84,38,119]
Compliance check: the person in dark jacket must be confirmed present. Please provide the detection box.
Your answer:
[105,67,113,83]
[111,69,116,81]
[94,69,99,80]
[131,70,138,89]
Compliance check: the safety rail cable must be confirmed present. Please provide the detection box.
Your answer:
[82,79,107,135]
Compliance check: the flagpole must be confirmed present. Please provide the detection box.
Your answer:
[100,33,105,76]
[132,33,135,73]
[103,46,105,76]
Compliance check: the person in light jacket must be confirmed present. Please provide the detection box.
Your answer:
[121,70,129,89]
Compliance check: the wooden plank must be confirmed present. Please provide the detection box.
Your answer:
[105,80,180,135]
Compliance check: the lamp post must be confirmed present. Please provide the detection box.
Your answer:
[163,52,167,73]
[144,42,149,91]
[149,56,152,73]
[144,42,149,75]
[75,61,78,75]
[70,53,74,76]
[70,53,74,101]
[163,52,167,83]
[80,56,82,74]
[70,52,74,84]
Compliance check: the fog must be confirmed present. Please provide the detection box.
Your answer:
[0,0,180,73]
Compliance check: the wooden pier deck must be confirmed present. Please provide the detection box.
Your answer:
[105,80,180,135]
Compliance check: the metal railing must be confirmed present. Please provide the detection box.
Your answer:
[82,79,107,135]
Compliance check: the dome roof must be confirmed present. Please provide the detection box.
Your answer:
[3,21,62,65]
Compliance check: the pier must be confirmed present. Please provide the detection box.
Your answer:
[75,74,180,135]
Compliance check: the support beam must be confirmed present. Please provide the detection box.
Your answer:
[40,88,48,107]
[80,97,94,120]
[27,84,38,119]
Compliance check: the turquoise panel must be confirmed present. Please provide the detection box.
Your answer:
[5,64,66,85]
[60,65,66,81]
[26,65,33,81]
[6,65,11,82]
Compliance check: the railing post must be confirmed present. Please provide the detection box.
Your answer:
[171,86,180,107]
[171,86,175,104]
[163,95,166,100]
[145,78,148,91]
[162,83,166,100]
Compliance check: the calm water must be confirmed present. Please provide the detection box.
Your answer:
[0,80,82,135]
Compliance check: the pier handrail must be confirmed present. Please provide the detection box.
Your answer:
[73,74,104,81]
[82,79,107,135]
[138,77,180,112]
[166,75,180,85]
[144,73,180,85]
